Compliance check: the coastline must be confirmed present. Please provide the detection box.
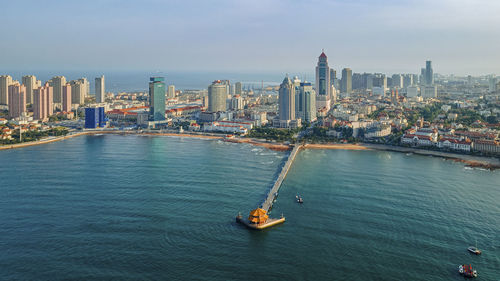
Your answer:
[0,130,224,151]
[362,143,500,170]
[2,132,499,170]
[303,143,370,150]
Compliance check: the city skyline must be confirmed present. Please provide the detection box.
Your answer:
[1,0,500,75]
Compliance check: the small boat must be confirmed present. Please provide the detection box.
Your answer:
[458,264,477,278]
[296,195,303,204]
[468,239,481,255]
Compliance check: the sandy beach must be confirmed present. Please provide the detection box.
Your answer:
[224,138,291,151]
[303,143,370,150]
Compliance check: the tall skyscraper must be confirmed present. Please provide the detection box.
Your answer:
[279,75,295,122]
[341,68,352,94]
[425,61,433,85]
[149,77,166,121]
[235,82,242,95]
[50,76,66,103]
[297,82,317,123]
[95,75,105,103]
[315,51,331,110]
[33,83,53,120]
[8,83,26,118]
[208,80,228,112]
[22,75,39,104]
[0,75,13,105]
[420,68,426,85]
[70,80,86,105]
[167,85,175,99]
[62,83,72,112]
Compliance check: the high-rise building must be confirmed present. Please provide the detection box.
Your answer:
[0,75,13,105]
[167,85,175,99]
[297,82,316,123]
[149,77,166,121]
[85,108,99,128]
[49,76,66,103]
[33,83,53,120]
[403,74,414,88]
[489,77,498,92]
[330,69,336,88]
[70,80,86,105]
[235,82,242,95]
[425,61,433,85]
[315,51,331,110]
[95,75,105,103]
[22,75,39,104]
[8,83,26,118]
[231,95,244,110]
[85,107,106,128]
[62,83,72,112]
[279,75,295,122]
[78,78,89,98]
[420,68,426,85]
[368,73,387,91]
[208,80,228,112]
[341,68,352,94]
[392,74,403,88]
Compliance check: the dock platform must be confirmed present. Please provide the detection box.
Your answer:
[236,214,285,230]
[237,144,302,230]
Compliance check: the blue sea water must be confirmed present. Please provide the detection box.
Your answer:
[0,135,499,280]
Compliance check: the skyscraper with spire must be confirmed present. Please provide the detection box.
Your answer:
[315,50,331,111]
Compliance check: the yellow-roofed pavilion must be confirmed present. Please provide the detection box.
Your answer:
[248,208,268,224]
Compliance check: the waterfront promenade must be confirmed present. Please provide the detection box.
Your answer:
[261,144,302,212]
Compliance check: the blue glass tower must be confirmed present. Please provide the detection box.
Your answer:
[85,108,99,128]
[149,77,166,121]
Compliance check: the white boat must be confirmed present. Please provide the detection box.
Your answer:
[468,239,481,255]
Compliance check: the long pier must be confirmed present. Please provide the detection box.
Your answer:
[261,144,302,212]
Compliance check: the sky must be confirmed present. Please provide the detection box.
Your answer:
[1,0,500,76]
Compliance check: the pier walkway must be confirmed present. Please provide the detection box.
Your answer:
[261,144,302,212]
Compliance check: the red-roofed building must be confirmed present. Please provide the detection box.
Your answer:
[401,134,435,146]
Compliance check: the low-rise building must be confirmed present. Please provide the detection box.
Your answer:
[401,134,435,146]
[203,122,248,135]
[364,125,391,139]
[473,140,500,154]
[437,138,473,152]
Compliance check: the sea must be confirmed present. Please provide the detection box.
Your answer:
[1,70,288,93]
[0,135,499,280]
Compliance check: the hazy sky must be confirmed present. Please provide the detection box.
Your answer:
[1,0,499,75]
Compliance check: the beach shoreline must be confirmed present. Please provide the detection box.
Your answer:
[2,132,499,170]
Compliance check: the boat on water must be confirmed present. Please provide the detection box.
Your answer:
[468,240,481,255]
[458,264,477,278]
[296,195,303,204]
